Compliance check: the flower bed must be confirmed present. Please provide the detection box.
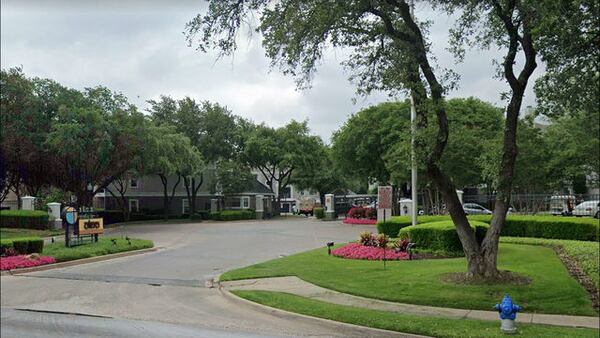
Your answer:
[0,255,56,271]
[332,243,409,260]
[344,207,377,225]
[343,217,377,225]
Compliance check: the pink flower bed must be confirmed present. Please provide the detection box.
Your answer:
[332,243,409,260]
[343,217,377,225]
[0,255,56,271]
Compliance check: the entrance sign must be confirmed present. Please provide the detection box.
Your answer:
[65,207,78,225]
[77,218,104,235]
[377,186,393,223]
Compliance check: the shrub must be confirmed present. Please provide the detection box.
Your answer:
[394,239,410,252]
[0,210,50,230]
[314,208,325,219]
[399,221,489,254]
[209,209,255,221]
[500,216,598,241]
[377,215,450,237]
[1,237,45,255]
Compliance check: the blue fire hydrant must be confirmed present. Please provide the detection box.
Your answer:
[494,294,522,334]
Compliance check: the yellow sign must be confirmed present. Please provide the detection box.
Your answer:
[77,218,104,235]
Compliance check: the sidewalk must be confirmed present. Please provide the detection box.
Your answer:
[220,276,599,329]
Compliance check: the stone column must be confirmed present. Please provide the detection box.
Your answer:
[255,195,264,219]
[324,194,336,220]
[47,202,62,229]
[21,196,36,210]
[210,199,219,213]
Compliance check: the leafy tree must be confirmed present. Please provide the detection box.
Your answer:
[148,96,233,215]
[214,159,255,197]
[187,0,568,278]
[142,124,202,220]
[533,0,598,118]
[46,88,146,210]
[242,121,321,214]
[544,111,600,191]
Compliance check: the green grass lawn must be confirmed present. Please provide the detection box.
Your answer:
[42,237,153,262]
[0,227,63,239]
[233,290,598,338]
[500,237,599,289]
[221,243,596,316]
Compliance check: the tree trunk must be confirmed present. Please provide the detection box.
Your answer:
[160,174,169,221]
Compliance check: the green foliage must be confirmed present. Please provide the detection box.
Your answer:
[215,159,255,196]
[0,210,50,229]
[500,216,599,242]
[221,243,595,316]
[233,291,598,338]
[377,215,451,237]
[209,209,255,221]
[0,237,44,255]
[0,227,62,239]
[42,238,153,262]
[313,207,324,219]
[500,237,599,290]
[399,221,489,254]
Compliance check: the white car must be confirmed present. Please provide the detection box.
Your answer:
[463,203,492,215]
[572,200,600,218]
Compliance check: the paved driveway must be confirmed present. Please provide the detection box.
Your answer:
[1,217,403,337]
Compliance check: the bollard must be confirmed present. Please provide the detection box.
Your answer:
[494,294,522,334]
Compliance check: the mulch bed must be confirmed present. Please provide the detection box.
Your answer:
[441,270,531,286]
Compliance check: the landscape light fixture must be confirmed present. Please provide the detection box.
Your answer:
[407,242,417,260]
[86,182,93,192]
[327,241,334,255]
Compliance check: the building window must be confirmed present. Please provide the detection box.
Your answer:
[130,178,139,189]
[241,196,250,209]
[129,199,139,212]
[182,199,190,214]
[282,186,292,199]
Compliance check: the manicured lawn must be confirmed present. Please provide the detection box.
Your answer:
[233,290,598,338]
[221,243,596,316]
[42,237,153,262]
[0,227,63,239]
[500,237,599,289]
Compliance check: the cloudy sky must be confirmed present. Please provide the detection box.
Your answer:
[1,0,541,142]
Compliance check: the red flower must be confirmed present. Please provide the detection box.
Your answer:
[0,255,56,271]
[331,243,409,260]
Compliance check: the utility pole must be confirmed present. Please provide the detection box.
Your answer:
[410,94,418,227]
[409,0,418,227]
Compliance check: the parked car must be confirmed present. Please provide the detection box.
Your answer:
[572,200,600,217]
[463,203,492,215]
[549,195,576,216]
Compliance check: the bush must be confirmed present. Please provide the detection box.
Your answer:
[209,209,255,221]
[0,237,44,255]
[346,207,377,220]
[0,210,50,230]
[399,221,489,254]
[501,216,598,241]
[314,208,325,219]
[377,215,450,237]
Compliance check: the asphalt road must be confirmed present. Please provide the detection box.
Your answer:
[1,217,405,337]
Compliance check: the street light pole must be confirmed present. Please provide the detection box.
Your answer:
[409,0,417,227]
[410,94,418,227]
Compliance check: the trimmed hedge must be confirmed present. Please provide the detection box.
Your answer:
[314,208,325,219]
[377,215,450,237]
[399,221,489,254]
[0,210,50,230]
[0,237,45,255]
[210,209,256,221]
[378,214,599,241]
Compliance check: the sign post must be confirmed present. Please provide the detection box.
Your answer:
[377,186,393,223]
[63,206,78,247]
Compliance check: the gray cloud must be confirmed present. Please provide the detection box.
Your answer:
[1,0,541,143]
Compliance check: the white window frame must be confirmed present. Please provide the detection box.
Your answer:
[182,199,190,214]
[129,199,139,212]
[241,196,250,209]
[129,177,139,189]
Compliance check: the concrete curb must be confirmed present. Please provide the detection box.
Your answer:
[1,247,158,276]
[217,283,429,338]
